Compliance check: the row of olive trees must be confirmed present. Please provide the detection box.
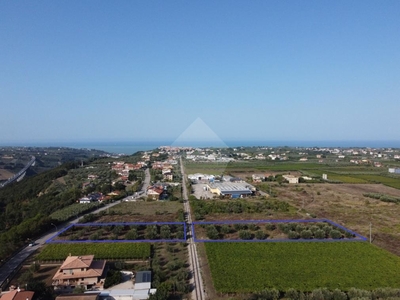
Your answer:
[204,222,355,240]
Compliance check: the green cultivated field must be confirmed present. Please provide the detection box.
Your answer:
[37,243,150,260]
[205,242,400,293]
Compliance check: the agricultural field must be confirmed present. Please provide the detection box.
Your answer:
[194,221,361,241]
[151,242,191,296]
[51,223,186,242]
[36,243,151,260]
[76,201,185,223]
[190,198,297,221]
[107,201,184,217]
[265,183,400,256]
[50,202,104,221]
[205,242,400,293]
[0,168,14,181]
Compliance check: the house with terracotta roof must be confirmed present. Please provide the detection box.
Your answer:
[0,289,34,300]
[52,255,106,291]
[147,185,165,200]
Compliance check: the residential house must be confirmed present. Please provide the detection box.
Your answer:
[52,255,106,291]
[163,171,173,181]
[252,174,265,183]
[147,185,164,200]
[282,175,299,184]
[0,289,34,300]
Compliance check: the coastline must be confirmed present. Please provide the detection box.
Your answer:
[1,140,399,155]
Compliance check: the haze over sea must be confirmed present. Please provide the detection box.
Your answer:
[7,140,399,156]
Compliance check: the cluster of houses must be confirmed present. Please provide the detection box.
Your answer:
[151,159,177,182]
[251,173,317,184]
[111,161,147,181]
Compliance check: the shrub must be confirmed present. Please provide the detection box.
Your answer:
[300,230,313,239]
[145,225,158,240]
[330,230,342,239]
[285,288,300,300]
[206,225,219,240]
[278,223,289,234]
[249,224,259,231]
[239,230,252,240]
[160,225,171,239]
[90,233,99,240]
[323,225,332,235]
[311,288,332,300]
[176,230,185,239]
[234,223,247,231]
[348,288,371,299]
[288,231,299,239]
[220,225,231,235]
[255,230,266,240]
[314,229,326,239]
[255,288,280,300]
[125,229,138,240]
[332,289,347,300]
[344,231,354,239]
[296,224,305,233]
[265,223,276,231]
[310,225,320,234]
[104,270,123,289]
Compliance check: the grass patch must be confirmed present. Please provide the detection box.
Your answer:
[205,242,400,293]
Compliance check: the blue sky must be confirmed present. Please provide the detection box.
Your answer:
[1,1,399,146]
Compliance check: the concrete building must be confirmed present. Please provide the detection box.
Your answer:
[389,168,400,174]
[188,173,215,181]
[282,175,299,184]
[207,182,254,198]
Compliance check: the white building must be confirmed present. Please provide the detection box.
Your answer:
[282,175,299,184]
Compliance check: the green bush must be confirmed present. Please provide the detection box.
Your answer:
[330,230,342,239]
[104,270,123,289]
[239,230,252,240]
[206,225,219,240]
[288,231,299,239]
[300,230,313,239]
[314,229,326,239]
[265,223,276,231]
[255,230,266,240]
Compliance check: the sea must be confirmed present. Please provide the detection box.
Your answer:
[5,140,399,155]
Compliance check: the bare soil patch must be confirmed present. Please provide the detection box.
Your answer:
[0,168,14,180]
[274,183,400,256]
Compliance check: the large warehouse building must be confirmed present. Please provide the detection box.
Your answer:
[207,182,255,198]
